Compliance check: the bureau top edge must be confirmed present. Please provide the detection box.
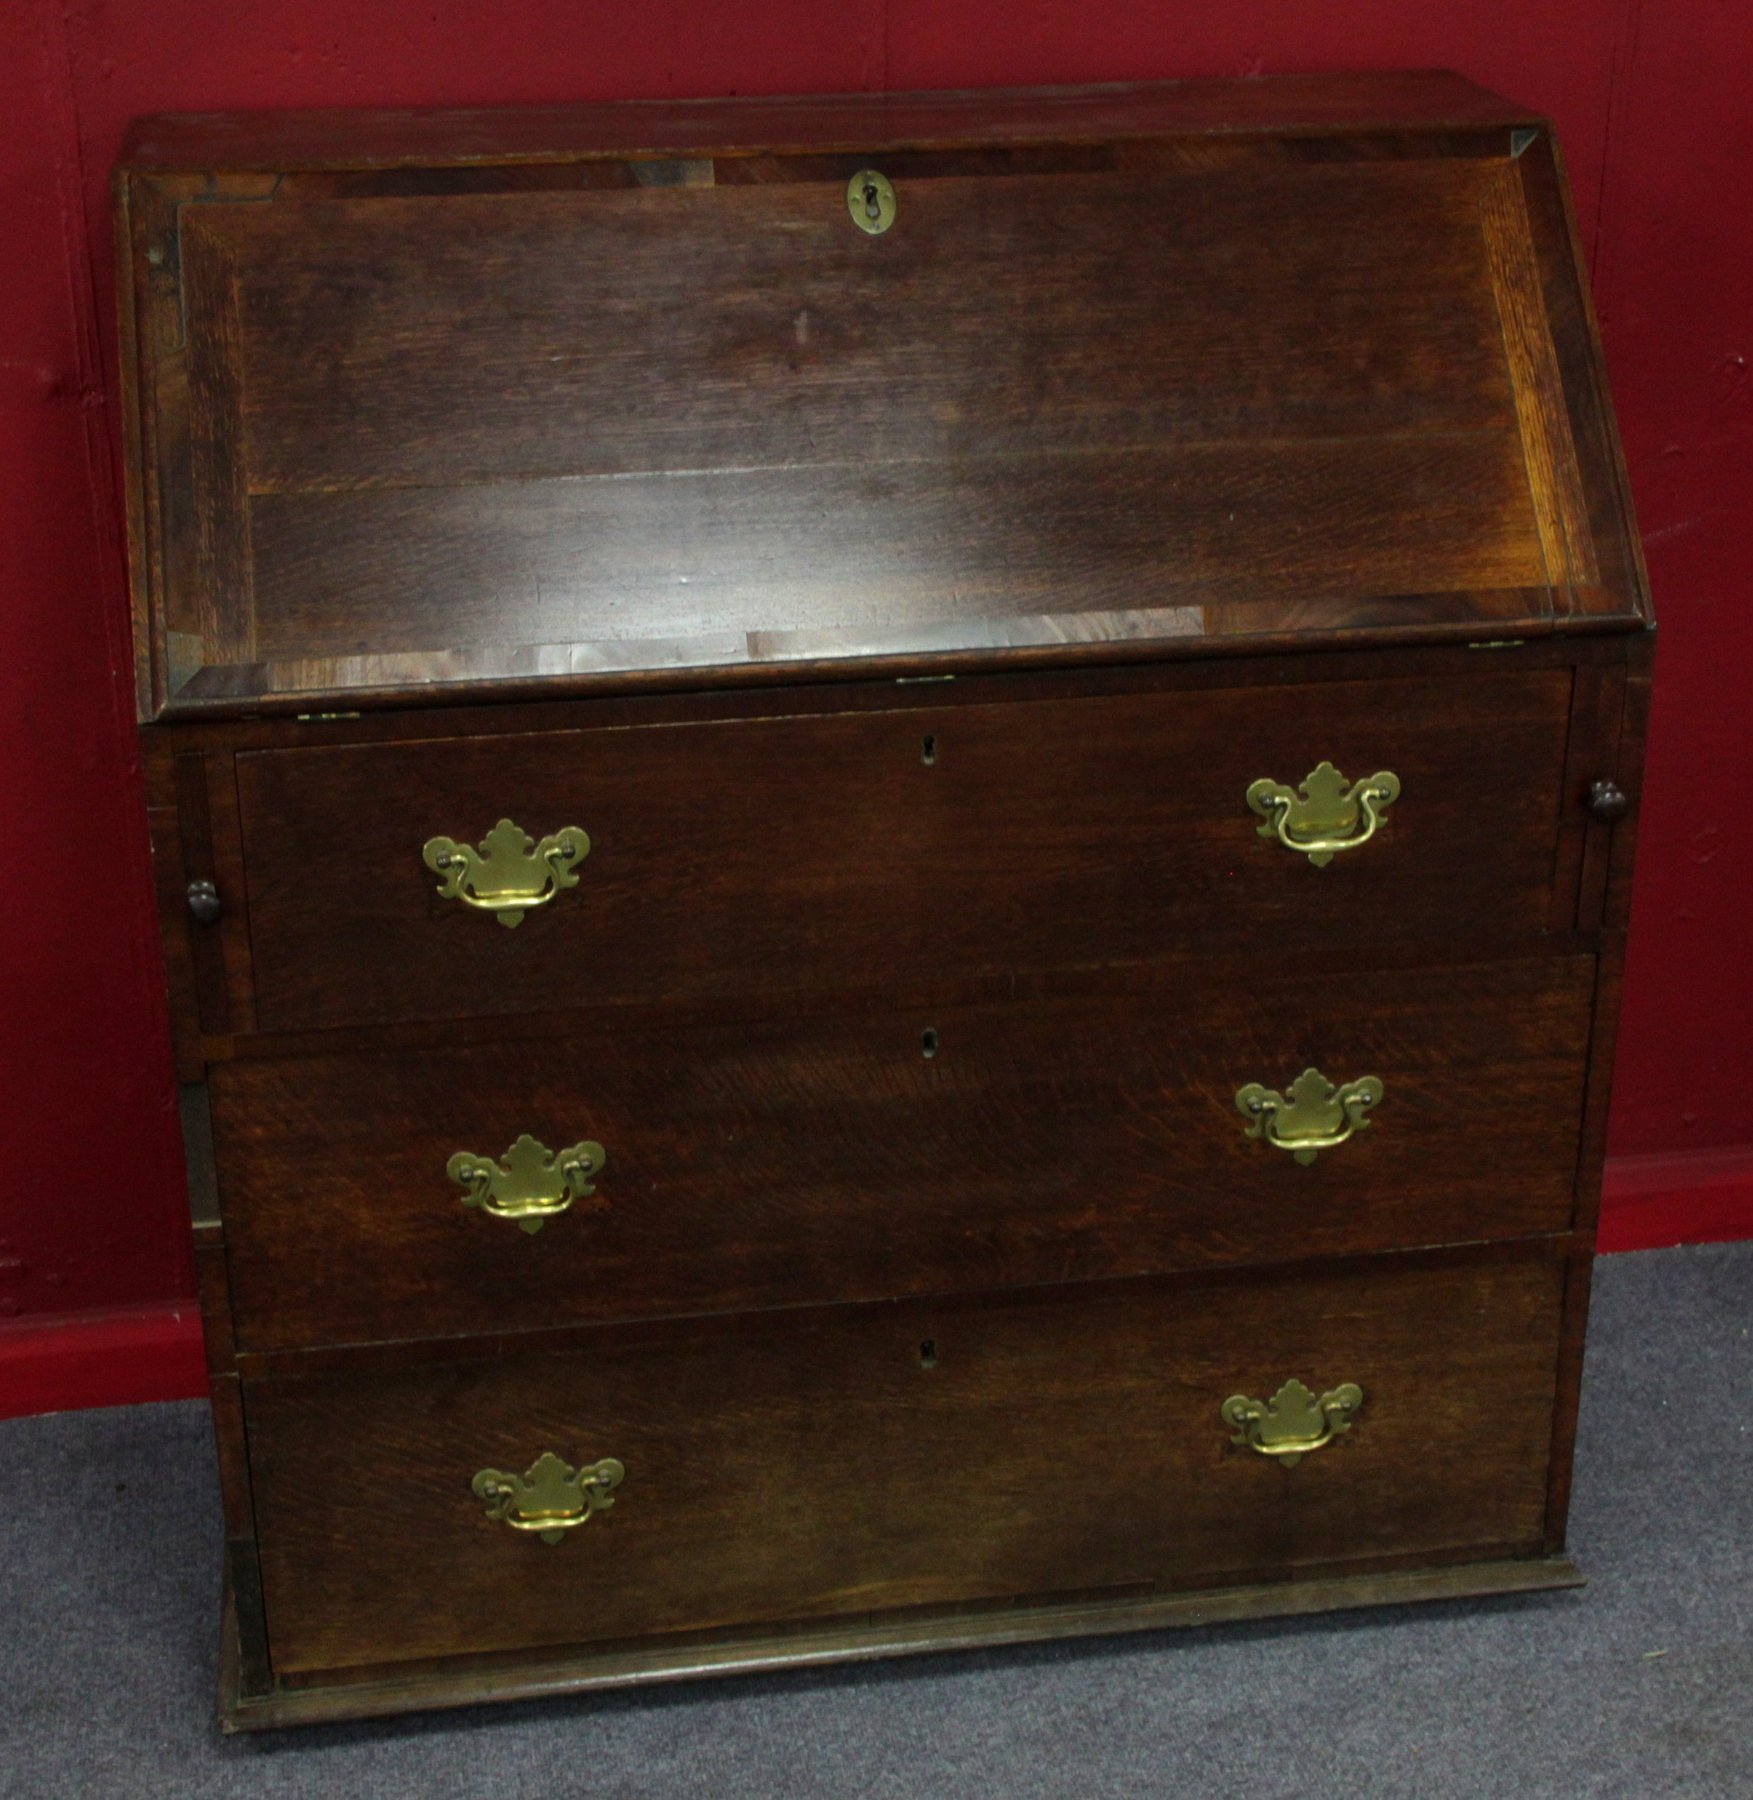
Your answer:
[117,71,1540,172]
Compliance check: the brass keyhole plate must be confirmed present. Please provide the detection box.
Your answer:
[847,169,896,235]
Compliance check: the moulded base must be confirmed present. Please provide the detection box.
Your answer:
[217,1553,1586,1733]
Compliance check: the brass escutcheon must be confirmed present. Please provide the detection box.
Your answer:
[847,168,896,235]
[422,817,590,926]
[472,1451,625,1544]
[1221,1379,1363,1467]
[1247,761,1400,865]
[1235,1068,1383,1165]
[448,1134,606,1233]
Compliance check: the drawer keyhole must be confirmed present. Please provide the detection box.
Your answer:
[921,734,937,765]
[919,1339,938,1369]
[921,1027,939,1059]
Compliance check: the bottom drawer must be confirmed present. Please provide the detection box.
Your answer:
[247,1253,1567,1678]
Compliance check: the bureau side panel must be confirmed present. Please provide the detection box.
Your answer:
[1543,629,1654,1548]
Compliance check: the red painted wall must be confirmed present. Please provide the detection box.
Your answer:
[2,0,1748,1412]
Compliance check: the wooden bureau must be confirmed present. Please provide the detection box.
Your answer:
[117,72,1653,1729]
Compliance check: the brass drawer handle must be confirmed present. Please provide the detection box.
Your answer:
[1222,1379,1363,1467]
[1247,761,1399,865]
[472,1451,625,1544]
[1235,1067,1382,1165]
[422,817,590,927]
[448,1133,606,1234]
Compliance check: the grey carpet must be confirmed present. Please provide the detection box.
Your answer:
[2,1243,1748,1800]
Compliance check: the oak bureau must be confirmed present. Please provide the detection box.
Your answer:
[117,72,1653,1729]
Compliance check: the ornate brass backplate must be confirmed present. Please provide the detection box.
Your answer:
[421,818,590,926]
[1247,761,1400,865]
[847,168,897,234]
[472,1451,625,1544]
[448,1134,606,1233]
[1235,1067,1383,1165]
[1221,1379,1364,1467]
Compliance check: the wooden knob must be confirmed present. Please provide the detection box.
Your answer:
[186,879,222,925]
[1588,780,1629,825]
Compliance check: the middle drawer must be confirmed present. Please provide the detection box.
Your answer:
[213,956,1593,1353]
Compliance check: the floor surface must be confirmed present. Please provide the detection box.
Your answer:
[1,1243,1748,1798]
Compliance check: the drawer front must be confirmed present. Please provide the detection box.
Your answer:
[236,669,1575,1033]
[212,956,1592,1352]
[247,1254,1565,1675]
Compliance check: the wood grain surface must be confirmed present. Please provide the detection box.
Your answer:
[234,667,1575,1033]
[119,73,1540,170]
[246,1251,1565,1674]
[116,80,1648,719]
[111,77,1657,1723]
[212,956,1595,1352]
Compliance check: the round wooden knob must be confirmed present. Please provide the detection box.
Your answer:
[1588,780,1629,825]
[186,879,222,925]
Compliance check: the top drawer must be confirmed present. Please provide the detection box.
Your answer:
[236,668,1574,1034]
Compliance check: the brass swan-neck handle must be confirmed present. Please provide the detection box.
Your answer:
[1235,1068,1383,1165]
[1247,762,1400,866]
[472,1452,624,1544]
[422,817,590,926]
[1221,1379,1363,1466]
[448,1134,605,1234]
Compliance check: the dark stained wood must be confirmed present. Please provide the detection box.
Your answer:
[225,1536,274,1702]
[1575,679,1630,932]
[1513,135,1654,635]
[116,80,1649,721]
[172,753,229,1034]
[1542,1249,1596,1553]
[121,73,1542,171]
[1542,636,1652,1546]
[204,1370,253,1534]
[1550,662,1608,933]
[145,805,203,1082]
[202,1230,275,1701]
[203,751,258,1035]
[116,77,1654,1728]
[1600,632,1655,932]
[194,929,1611,1068]
[243,438,1541,663]
[224,161,1512,497]
[194,1240,235,1373]
[224,1235,1583,1384]
[1477,161,1599,606]
[192,1214,253,1544]
[234,668,1574,1034]
[152,593,1590,721]
[1570,637,1655,1239]
[253,131,1532,209]
[133,625,1629,750]
[212,956,1595,1353]
[176,223,254,670]
[246,1252,1565,1675]
[220,1553,1585,1731]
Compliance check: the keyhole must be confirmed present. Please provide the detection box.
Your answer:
[919,1339,938,1369]
[921,733,937,765]
[864,181,882,222]
[921,1027,939,1059]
